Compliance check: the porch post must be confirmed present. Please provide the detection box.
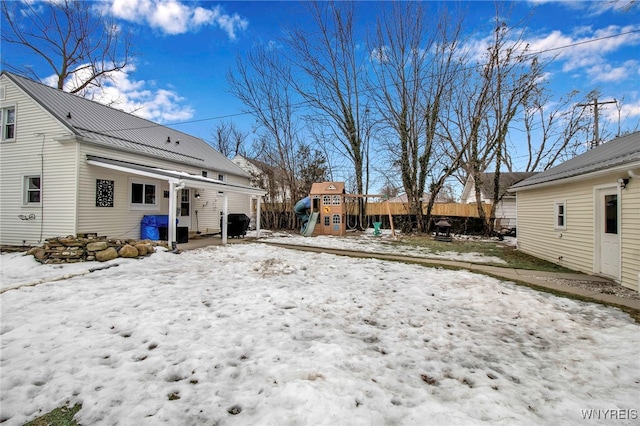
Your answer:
[256,196,262,237]
[168,180,183,249]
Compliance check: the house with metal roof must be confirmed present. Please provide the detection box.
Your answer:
[510,132,640,292]
[460,172,537,230]
[0,71,266,248]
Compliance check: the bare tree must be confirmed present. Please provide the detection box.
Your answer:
[368,2,463,233]
[1,0,132,95]
[227,42,304,228]
[283,1,372,227]
[449,11,545,234]
[211,121,248,158]
[515,89,592,172]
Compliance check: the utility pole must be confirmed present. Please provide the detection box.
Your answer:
[577,98,617,148]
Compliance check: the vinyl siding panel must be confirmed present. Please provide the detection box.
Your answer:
[516,177,601,275]
[0,76,77,245]
[77,144,252,239]
[621,177,639,291]
[517,173,639,291]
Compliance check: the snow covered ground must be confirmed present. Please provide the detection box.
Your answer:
[259,230,510,264]
[1,238,638,425]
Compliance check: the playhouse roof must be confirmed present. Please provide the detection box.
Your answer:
[310,182,345,194]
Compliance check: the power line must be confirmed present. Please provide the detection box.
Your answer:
[94,28,640,134]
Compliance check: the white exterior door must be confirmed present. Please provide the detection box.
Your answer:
[178,189,191,229]
[597,187,620,279]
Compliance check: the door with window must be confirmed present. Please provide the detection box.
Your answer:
[178,189,191,229]
[597,187,620,279]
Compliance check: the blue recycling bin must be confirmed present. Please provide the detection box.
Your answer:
[141,215,174,240]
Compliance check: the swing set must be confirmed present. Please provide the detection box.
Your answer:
[344,193,396,238]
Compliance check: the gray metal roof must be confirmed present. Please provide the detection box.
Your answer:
[476,172,537,198]
[510,132,640,190]
[3,71,249,177]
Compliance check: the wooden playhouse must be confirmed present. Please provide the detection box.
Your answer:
[309,182,346,236]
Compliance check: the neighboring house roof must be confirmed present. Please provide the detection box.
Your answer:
[2,71,249,177]
[462,172,537,201]
[510,132,640,191]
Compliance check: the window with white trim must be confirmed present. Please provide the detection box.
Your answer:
[129,178,158,210]
[2,106,16,141]
[554,201,566,230]
[24,175,41,204]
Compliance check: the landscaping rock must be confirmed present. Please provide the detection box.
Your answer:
[134,243,149,256]
[119,244,139,258]
[95,247,118,262]
[86,241,109,252]
[23,235,166,264]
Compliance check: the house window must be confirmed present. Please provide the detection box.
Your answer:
[2,106,16,141]
[554,201,566,230]
[332,195,341,205]
[218,173,224,181]
[202,171,208,177]
[129,179,158,210]
[24,175,41,204]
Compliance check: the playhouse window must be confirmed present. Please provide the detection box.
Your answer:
[2,106,16,141]
[324,215,330,226]
[332,214,341,224]
[323,195,331,205]
[332,195,341,205]
[24,175,41,204]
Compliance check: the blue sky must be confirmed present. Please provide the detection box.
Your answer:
[2,0,639,171]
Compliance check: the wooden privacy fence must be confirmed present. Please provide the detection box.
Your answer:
[262,202,493,218]
[365,202,492,218]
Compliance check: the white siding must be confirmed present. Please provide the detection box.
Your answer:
[517,173,639,291]
[495,198,517,228]
[0,76,78,245]
[620,177,639,291]
[78,144,253,239]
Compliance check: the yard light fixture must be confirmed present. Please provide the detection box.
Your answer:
[195,192,201,199]
[617,177,629,189]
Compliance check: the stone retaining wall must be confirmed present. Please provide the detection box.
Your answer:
[26,235,167,264]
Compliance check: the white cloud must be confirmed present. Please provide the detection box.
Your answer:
[586,59,640,83]
[101,0,248,39]
[44,64,195,124]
